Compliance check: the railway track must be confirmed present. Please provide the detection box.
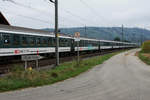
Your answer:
[0,49,127,74]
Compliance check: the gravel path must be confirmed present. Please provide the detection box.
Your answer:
[1,49,150,100]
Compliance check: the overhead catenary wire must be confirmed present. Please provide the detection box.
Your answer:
[60,9,97,26]
[2,0,101,28]
[3,0,118,28]
[2,0,88,26]
[1,10,52,24]
[59,14,85,26]
[1,9,85,29]
[1,9,85,28]
[1,0,112,30]
[2,0,85,24]
[79,0,112,26]
[44,0,100,26]
[2,0,53,16]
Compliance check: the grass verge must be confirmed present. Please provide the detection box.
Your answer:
[138,51,150,65]
[0,51,123,92]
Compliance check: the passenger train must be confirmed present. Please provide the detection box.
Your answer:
[0,24,137,57]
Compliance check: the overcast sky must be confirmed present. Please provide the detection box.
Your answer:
[0,0,150,29]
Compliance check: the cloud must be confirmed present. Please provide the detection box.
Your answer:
[0,0,150,29]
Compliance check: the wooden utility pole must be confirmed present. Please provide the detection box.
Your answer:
[49,0,59,66]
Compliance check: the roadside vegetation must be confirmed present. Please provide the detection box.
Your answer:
[138,40,150,65]
[0,51,123,92]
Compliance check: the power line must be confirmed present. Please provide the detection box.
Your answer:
[3,0,87,25]
[2,0,88,27]
[2,0,110,28]
[59,14,85,26]
[2,0,100,27]
[2,8,85,28]
[46,0,99,26]
[61,9,95,25]
[2,0,53,16]
[1,10,52,24]
[79,0,111,25]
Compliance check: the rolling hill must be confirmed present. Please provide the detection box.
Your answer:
[42,27,150,43]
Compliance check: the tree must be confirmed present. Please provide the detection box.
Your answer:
[114,37,121,41]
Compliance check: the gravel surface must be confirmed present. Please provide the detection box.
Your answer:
[1,49,150,100]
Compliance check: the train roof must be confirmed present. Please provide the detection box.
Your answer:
[0,24,53,35]
[0,24,73,39]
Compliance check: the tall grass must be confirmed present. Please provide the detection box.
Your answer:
[0,52,120,92]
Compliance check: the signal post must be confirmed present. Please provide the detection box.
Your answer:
[74,32,80,65]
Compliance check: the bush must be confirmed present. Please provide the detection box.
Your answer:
[141,40,150,53]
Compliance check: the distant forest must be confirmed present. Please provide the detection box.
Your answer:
[42,27,150,43]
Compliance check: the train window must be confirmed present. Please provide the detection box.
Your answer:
[61,39,64,47]
[53,38,56,47]
[30,37,35,45]
[102,42,107,46]
[91,41,94,46]
[3,35,10,45]
[48,37,55,47]
[85,40,88,46]
[81,40,84,47]
[79,40,82,47]
[100,42,104,46]
[41,38,47,46]
[65,39,69,47]
[59,38,69,47]
[59,38,62,47]
[64,39,67,42]
[68,39,72,46]
[37,38,41,45]
[93,41,98,46]
[110,43,113,46]
[22,37,28,45]
[83,41,85,46]
[91,41,95,46]
[42,38,47,46]
[13,35,20,45]
[93,42,95,46]
[66,39,70,47]
[59,38,64,47]
[105,42,110,46]
[48,38,51,46]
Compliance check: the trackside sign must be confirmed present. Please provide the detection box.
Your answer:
[74,32,80,41]
[21,55,43,61]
